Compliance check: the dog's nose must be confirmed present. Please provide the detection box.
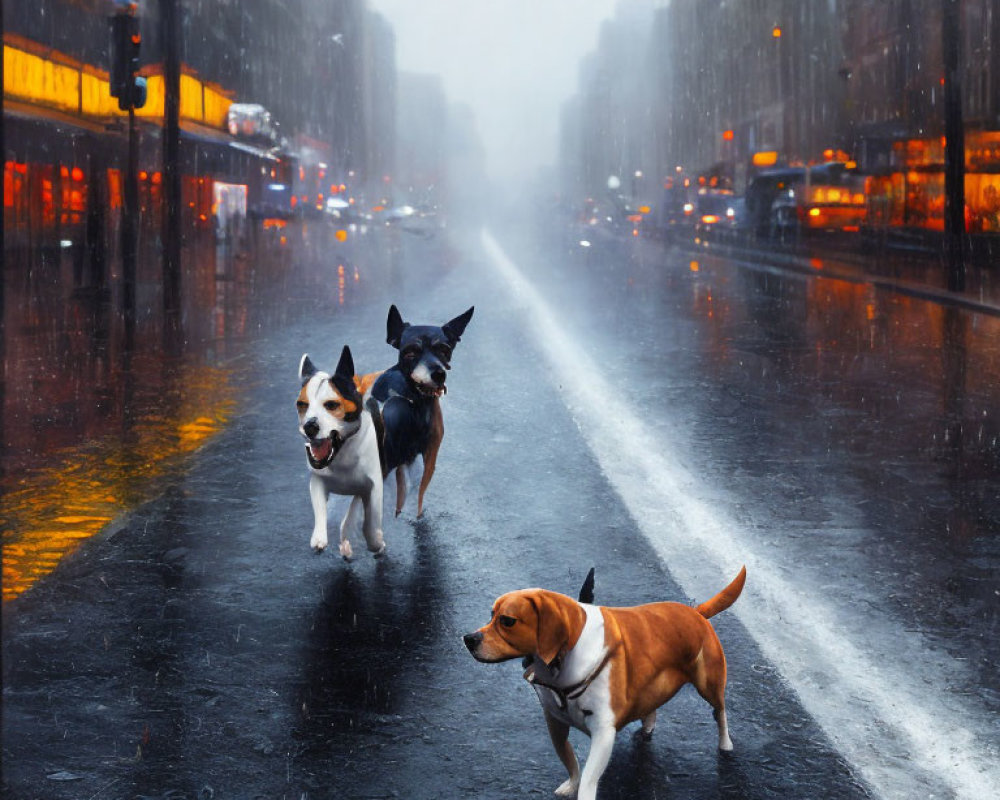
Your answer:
[431,368,446,385]
[303,418,320,439]
[463,631,483,653]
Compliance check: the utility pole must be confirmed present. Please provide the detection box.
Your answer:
[942,0,965,290]
[161,0,183,351]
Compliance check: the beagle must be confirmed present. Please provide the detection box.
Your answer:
[464,566,747,800]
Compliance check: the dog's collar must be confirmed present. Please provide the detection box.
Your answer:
[523,643,620,712]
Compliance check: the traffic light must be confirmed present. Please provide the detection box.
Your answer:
[110,7,146,110]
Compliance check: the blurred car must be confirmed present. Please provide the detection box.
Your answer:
[764,162,867,238]
[694,190,744,236]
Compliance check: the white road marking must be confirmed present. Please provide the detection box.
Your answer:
[482,229,998,800]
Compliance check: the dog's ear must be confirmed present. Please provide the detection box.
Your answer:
[334,345,355,380]
[386,305,409,348]
[331,346,361,405]
[533,592,584,667]
[443,306,474,345]
[299,354,318,385]
[578,568,595,604]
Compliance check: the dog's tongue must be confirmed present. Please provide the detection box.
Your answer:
[311,438,333,461]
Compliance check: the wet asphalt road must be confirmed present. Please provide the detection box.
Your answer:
[3,219,998,799]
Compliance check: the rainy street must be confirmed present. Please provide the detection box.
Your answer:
[4,1,1000,799]
[3,216,999,799]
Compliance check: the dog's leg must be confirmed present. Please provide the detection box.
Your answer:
[308,474,329,552]
[545,714,579,797]
[713,706,733,752]
[361,480,386,557]
[576,724,616,800]
[692,642,733,751]
[640,709,657,739]
[416,398,444,518]
[338,496,363,561]
[395,467,407,516]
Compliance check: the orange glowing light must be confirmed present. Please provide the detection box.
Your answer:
[1,368,232,601]
[772,25,782,38]
[722,130,734,141]
[151,172,162,185]
[639,205,651,214]
[701,214,719,224]
[338,264,345,276]
[335,230,348,242]
[690,261,700,272]
[752,151,779,167]
[71,167,84,182]
[139,171,148,181]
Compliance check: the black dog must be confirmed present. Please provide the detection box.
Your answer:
[371,304,474,517]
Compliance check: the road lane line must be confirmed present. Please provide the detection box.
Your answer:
[481,229,997,800]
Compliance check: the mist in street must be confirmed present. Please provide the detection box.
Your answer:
[370,0,620,187]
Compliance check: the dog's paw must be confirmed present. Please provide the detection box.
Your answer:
[311,534,328,553]
[554,778,579,797]
[372,543,387,559]
[339,539,353,561]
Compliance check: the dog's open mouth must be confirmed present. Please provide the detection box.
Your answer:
[305,433,341,469]
[415,383,447,398]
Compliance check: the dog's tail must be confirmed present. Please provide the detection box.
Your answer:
[695,566,747,619]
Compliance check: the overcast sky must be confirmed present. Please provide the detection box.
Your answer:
[369,0,621,185]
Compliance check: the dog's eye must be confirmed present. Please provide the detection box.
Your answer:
[434,344,452,360]
[296,401,308,411]
[498,615,517,628]
[402,346,420,360]
[324,400,340,411]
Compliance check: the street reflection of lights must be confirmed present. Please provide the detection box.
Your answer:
[354,267,360,282]
[580,240,591,247]
[338,264,346,305]
[1,368,233,601]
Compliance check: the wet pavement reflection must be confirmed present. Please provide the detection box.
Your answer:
[1,222,388,600]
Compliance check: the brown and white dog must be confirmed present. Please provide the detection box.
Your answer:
[297,346,385,559]
[463,567,747,800]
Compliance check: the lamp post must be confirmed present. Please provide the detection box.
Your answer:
[942,0,965,289]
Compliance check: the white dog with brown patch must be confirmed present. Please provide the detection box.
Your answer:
[464,567,747,800]
[297,346,385,560]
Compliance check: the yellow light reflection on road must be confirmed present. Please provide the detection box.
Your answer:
[2,366,234,602]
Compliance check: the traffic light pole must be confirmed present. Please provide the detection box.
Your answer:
[122,105,138,350]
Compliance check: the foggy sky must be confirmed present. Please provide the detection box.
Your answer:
[370,0,621,187]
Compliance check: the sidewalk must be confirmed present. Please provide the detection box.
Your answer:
[678,233,1000,317]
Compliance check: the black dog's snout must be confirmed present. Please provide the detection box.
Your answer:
[303,418,320,439]
[431,368,446,385]
[463,632,483,653]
